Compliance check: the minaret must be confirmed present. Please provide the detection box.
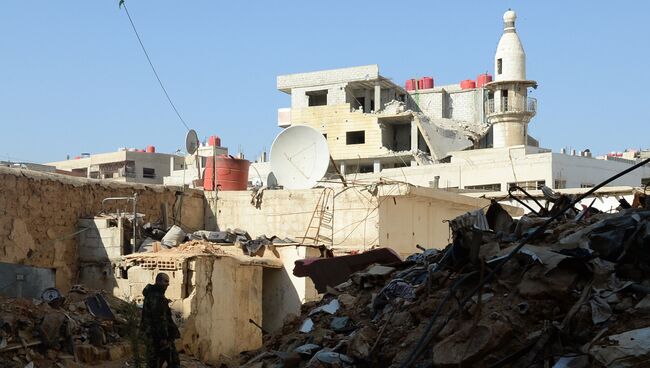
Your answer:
[485,10,537,148]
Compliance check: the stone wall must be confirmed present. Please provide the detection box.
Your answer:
[0,167,205,290]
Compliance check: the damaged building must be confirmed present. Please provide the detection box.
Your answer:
[256,10,650,194]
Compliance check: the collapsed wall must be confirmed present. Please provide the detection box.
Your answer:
[0,167,205,291]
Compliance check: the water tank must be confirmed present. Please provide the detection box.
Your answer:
[203,155,250,191]
[460,80,476,89]
[476,73,493,88]
[405,79,417,91]
[136,149,145,153]
[208,135,221,147]
[146,145,156,153]
[420,76,434,89]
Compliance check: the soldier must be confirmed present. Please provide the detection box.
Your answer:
[141,272,181,368]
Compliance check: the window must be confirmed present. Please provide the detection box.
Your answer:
[497,58,502,75]
[323,133,327,140]
[580,183,594,188]
[465,183,502,191]
[346,130,365,145]
[307,90,328,106]
[554,179,567,189]
[508,180,546,191]
[143,168,156,179]
[642,178,650,186]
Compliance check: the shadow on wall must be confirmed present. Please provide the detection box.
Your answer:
[0,262,56,299]
[262,266,302,333]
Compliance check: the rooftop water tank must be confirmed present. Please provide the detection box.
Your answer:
[405,79,417,91]
[203,155,250,191]
[460,80,476,89]
[208,135,221,147]
[146,145,156,153]
[420,77,434,89]
[476,73,493,88]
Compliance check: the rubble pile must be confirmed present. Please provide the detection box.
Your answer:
[0,287,135,367]
[241,192,650,367]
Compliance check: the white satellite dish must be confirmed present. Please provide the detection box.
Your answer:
[185,129,199,155]
[270,125,330,189]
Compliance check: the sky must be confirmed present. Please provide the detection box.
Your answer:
[1,1,649,164]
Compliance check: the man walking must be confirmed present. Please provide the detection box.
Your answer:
[141,272,181,368]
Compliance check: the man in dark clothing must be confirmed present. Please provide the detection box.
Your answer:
[141,272,181,368]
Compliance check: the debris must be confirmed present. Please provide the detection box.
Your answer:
[241,195,650,368]
[589,327,650,368]
[309,300,340,316]
[300,318,314,333]
[161,225,186,247]
[294,248,402,293]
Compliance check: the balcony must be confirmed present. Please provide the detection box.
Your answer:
[486,97,537,115]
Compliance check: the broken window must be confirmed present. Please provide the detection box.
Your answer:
[580,183,595,188]
[554,179,567,189]
[143,168,156,179]
[497,58,503,75]
[465,183,502,191]
[346,131,365,145]
[508,180,545,191]
[307,90,328,106]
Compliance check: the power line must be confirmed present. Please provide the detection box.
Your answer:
[120,2,191,131]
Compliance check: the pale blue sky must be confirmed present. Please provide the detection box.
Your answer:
[1,1,648,163]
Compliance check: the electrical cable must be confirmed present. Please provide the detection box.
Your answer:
[399,157,650,367]
[120,1,190,131]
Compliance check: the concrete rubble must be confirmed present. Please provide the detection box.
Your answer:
[239,191,650,367]
[0,287,134,367]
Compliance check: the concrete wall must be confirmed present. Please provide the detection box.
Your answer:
[0,167,205,291]
[207,188,381,251]
[352,146,650,192]
[208,185,502,258]
[119,255,264,365]
[262,245,320,332]
[278,64,379,91]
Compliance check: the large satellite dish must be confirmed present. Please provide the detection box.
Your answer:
[185,129,199,155]
[270,125,330,189]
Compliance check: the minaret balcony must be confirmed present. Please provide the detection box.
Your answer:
[486,97,537,116]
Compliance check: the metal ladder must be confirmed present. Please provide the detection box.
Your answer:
[300,188,334,248]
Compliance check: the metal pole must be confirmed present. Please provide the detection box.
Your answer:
[132,193,138,251]
[212,144,218,229]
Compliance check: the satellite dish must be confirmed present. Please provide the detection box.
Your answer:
[185,129,199,155]
[270,125,330,189]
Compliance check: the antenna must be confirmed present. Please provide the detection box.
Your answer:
[270,125,330,189]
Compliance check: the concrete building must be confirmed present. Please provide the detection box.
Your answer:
[48,149,185,185]
[163,140,228,187]
[259,9,650,191]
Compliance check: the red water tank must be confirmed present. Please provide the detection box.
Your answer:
[146,145,156,153]
[460,80,476,89]
[405,79,417,91]
[203,155,250,191]
[74,156,81,160]
[136,149,145,153]
[420,76,434,89]
[476,73,493,88]
[208,135,221,147]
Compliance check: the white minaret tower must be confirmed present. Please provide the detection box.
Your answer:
[485,10,537,148]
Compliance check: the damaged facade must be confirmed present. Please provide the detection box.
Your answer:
[257,10,650,192]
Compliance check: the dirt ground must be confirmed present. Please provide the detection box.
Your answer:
[90,354,214,368]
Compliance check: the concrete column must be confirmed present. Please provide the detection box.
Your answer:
[364,90,372,113]
[339,162,346,176]
[410,120,419,152]
[169,157,174,175]
[373,160,381,173]
[374,83,382,112]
